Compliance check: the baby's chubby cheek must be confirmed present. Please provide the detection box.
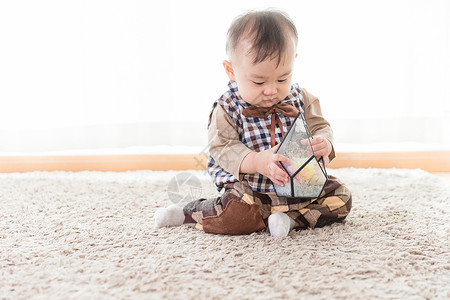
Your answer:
[240,91,261,106]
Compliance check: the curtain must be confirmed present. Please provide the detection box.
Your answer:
[1,0,449,154]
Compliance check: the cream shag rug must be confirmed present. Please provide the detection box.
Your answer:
[0,168,449,299]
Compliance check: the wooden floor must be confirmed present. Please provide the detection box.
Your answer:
[0,151,449,173]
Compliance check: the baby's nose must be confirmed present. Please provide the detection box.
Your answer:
[264,84,277,96]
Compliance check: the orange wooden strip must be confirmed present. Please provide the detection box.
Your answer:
[0,151,449,173]
[328,151,450,172]
[0,155,208,172]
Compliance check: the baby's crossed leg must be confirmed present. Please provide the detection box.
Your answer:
[181,192,298,237]
[155,181,287,236]
[286,176,352,229]
[181,184,268,235]
[154,177,352,237]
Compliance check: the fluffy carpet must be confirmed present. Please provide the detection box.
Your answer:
[0,168,449,299]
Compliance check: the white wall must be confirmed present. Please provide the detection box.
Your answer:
[0,0,449,153]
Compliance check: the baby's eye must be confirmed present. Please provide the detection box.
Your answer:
[252,81,264,86]
[278,79,287,83]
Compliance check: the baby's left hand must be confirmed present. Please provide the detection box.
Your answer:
[308,135,331,166]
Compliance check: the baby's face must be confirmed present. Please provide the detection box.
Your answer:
[226,37,297,107]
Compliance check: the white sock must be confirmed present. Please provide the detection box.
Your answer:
[268,212,296,238]
[154,204,185,228]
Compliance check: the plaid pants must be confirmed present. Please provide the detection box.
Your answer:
[182,175,352,235]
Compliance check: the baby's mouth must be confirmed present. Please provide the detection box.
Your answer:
[263,98,277,104]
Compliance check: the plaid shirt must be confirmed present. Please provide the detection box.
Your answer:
[207,80,305,193]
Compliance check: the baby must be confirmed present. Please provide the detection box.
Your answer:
[155,9,352,237]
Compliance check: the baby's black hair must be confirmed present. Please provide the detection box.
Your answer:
[226,9,298,66]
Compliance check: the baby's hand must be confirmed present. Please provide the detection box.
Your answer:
[309,135,331,166]
[255,146,290,186]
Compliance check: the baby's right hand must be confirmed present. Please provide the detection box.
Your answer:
[255,146,290,186]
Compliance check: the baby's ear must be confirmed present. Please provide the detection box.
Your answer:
[223,60,236,81]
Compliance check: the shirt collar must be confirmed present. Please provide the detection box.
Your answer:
[227,80,250,108]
